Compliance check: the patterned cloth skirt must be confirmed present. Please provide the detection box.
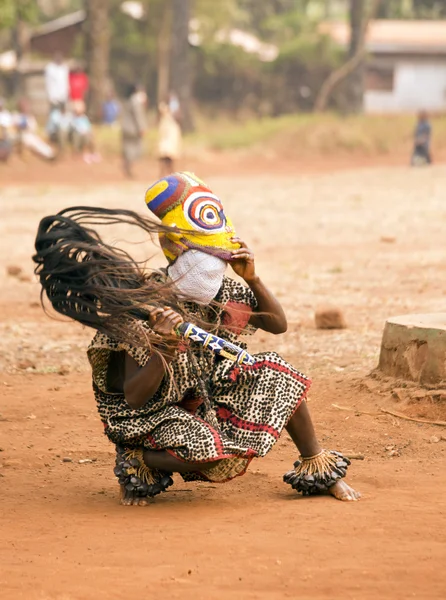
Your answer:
[103,351,311,483]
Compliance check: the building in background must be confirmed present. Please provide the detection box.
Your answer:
[323,20,446,113]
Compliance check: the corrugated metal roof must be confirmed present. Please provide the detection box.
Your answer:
[321,20,446,54]
[31,10,85,38]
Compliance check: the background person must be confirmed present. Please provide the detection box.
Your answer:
[0,97,13,162]
[46,104,73,155]
[120,83,147,178]
[102,91,120,126]
[69,66,89,109]
[45,52,69,111]
[157,101,182,177]
[12,98,55,161]
[411,110,432,166]
[71,101,100,164]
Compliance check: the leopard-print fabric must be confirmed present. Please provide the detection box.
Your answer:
[87,274,311,483]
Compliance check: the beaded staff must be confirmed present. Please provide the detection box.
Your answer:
[175,322,255,366]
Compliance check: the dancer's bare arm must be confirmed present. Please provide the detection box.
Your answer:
[123,308,182,409]
[230,237,287,334]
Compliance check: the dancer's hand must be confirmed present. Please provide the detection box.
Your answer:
[230,238,257,284]
[148,307,183,336]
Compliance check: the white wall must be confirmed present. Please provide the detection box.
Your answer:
[365,60,446,113]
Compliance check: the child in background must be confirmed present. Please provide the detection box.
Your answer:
[102,92,120,126]
[71,102,100,164]
[13,98,55,161]
[69,67,89,105]
[411,111,432,166]
[46,104,73,154]
[157,101,181,177]
[0,98,13,162]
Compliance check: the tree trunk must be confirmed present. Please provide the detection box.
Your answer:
[323,0,332,18]
[169,0,194,131]
[157,1,172,106]
[346,0,366,113]
[378,314,446,385]
[314,0,382,113]
[11,8,31,98]
[84,0,110,122]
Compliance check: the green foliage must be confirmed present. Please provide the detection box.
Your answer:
[276,33,340,67]
[194,0,240,40]
[0,0,39,28]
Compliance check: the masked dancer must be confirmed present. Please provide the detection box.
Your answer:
[33,172,361,506]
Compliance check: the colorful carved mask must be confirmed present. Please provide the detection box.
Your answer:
[145,172,239,263]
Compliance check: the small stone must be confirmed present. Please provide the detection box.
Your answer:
[6,265,22,277]
[315,307,347,330]
[26,414,37,420]
[29,301,40,308]
[17,360,36,371]
[78,459,93,464]
[429,436,440,444]
[62,457,72,463]
[18,274,31,283]
[380,236,396,244]
[58,366,69,376]
[385,445,395,451]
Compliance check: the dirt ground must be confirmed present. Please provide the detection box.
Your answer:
[1,159,446,600]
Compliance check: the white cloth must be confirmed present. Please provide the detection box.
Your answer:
[168,250,226,305]
[45,62,69,105]
[158,113,181,159]
[0,109,12,129]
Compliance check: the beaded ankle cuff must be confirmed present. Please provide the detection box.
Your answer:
[283,449,351,496]
[114,446,174,498]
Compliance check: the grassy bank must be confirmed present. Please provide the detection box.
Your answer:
[94,112,446,159]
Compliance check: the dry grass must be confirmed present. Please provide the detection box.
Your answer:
[93,112,446,160]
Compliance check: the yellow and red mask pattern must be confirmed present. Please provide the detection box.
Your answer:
[145,172,240,263]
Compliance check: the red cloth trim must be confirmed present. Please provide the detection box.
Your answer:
[229,359,312,389]
[221,301,252,334]
[144,416,257,482]
[216,406,280,440]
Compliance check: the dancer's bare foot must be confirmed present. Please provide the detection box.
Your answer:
[329,480,361,502]
[120,485,150,506]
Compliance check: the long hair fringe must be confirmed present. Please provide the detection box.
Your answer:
[32,206,195,353]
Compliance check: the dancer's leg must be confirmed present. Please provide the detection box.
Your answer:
[286,401,361,501]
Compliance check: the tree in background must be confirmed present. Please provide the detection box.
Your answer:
[84,0,110,122]
[0,0,39,97]
[170,0,193,131]
[314,0,382,112]
[346,0,366,113]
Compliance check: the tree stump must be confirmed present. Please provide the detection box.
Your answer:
[378,314,446,385]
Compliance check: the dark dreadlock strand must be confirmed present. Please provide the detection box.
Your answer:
[32,206,191,351]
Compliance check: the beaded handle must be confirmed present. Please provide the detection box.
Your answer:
[176,322,255,366]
